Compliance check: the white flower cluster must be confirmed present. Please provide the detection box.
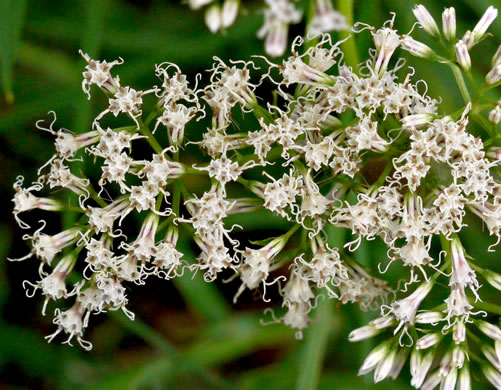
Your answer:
[10,4,501,388]
[347,5,501,389]
[188,0,348,57]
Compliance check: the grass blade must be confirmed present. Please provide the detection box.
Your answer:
[0,0,28,103]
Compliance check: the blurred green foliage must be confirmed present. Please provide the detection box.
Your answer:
[0,0,499,389]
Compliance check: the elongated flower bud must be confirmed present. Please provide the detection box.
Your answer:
[413,5,440,38]
[442,7,456,41]
[455,41,471,71]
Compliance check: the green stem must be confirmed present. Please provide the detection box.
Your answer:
[474,301,501,316]
[183,165,210,175]
[304,0,319,51]
[138,117,163,154]
[144,107,163,128]
[282,222,300,241]
[87,182,108,208]
[337,0,359,73]
[251,102,274,125]
[295,296,332,390]
[471,112,495,138]
[448,63,471,104]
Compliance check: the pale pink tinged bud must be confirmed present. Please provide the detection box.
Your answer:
[205,4,221,33]
[221,0,239,29]
[487,147,501,163]
[457,367,471,390]
[413,5,440,37]
[391,281,434,333]
[442,367,458,390]
[189,0,212,10]
[492,45,501,67]
[410,348,422,377]
[496,339,501,359]
[349,324,381,342]
[482,344,501,371]
[416,311,444,324]
[442,7,456,41]
[370,315,396,330]
[422,370,441,390]
[486,64,501,85]
[482,364,501,389]
[439,350,453,377]
[265,24,288,57]
[411,350,434,388]
[358,341,390,375]
[374,348,396,383]
[452,346,465,369]
[453,320,466,344]
[455,41,471,71]
[476,320,501,341]
[489,106,501,124]
[401,113,435,129]
[462,30,474,49]
[472,6,498,42]
[416,332,441,350]
[401,36,437,59]
[389,348,409,379]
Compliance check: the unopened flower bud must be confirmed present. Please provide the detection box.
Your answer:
[189,0,212,10]
[370,315,396,329]
[442,7,456,41]
[476,320,501,341]
[453,320,466,344]
[413,5,440,37]
[422,369,441,389]
[462,30,474,49]
[452,346,465,368]
[221,0,239,29]
[416,332,442,350]
[457,367,471,390]
[489,106,501,124]
[205,4,221,33]
[472,6,498,43]
[389,348,409,379]
[482,268,501,290]
[358,341,391,375]
[481,344,501,371]
[349,324,382,342]
[439,350,453,377]
[401,113,435,129]
[442,367,458,390]
[410,349,434,388]
[486,64,501,86]
[374,347,397,383]
[416,311,444,324]
[483,364,501,388]
[492,45,501,67]
[455,41,471,71]
[401,36,437,59]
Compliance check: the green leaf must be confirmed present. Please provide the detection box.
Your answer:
[0,225,12,312]
[87,357,173,390]
[0,0,28,102]
[174,240,231,323]
[294,225,344,390]
[185,314,294,366]
[295,298,333,390]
